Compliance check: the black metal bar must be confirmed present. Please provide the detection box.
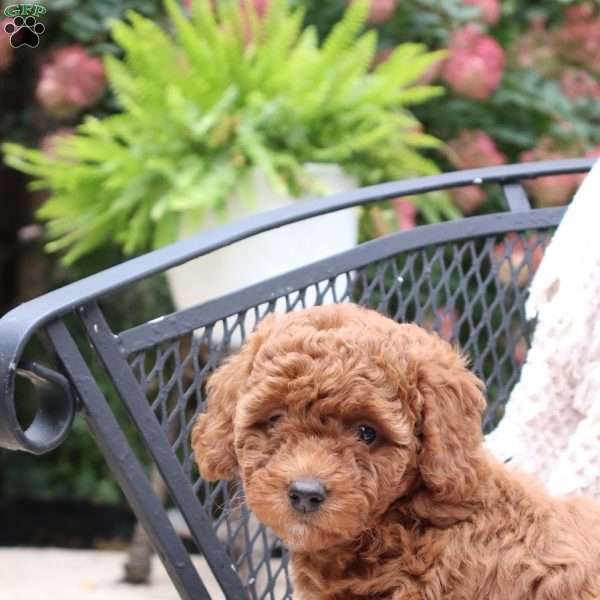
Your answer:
[78,302,247,600]
[45,319,212,600]
[502,182,531,212]
[13,361,77,454]
[118,207,564,354]
[0,354,77,454]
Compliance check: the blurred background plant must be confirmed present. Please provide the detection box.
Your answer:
[3,0,447,264]
[1,0,600,517]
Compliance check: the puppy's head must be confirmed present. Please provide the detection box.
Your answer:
[192,304,486,551]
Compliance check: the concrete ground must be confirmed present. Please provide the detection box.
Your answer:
[0,547,226,600]
[0,546,290,599]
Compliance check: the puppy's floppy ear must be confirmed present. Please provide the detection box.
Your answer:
[390,324,488,518]
[415,351,486,505]
[191,314,277,481]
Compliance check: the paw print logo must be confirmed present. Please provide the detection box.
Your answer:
[4,15,45,48]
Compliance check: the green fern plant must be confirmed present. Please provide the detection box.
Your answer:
[3,0,452,265]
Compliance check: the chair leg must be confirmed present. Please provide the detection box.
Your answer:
[123,464,168,583]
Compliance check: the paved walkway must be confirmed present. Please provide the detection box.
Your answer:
[0,547,225,599]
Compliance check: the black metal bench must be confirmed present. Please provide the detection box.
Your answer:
[0,159,593,599]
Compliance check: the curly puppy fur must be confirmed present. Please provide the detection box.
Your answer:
[192,303,600,600]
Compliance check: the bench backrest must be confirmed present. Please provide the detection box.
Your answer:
[0,160,592,599]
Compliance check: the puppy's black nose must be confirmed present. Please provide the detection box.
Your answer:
[288,479,326,513]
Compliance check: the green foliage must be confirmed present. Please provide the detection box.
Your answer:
[4,0,448,263]
[42,0,165,53]
[0,417,124,503]
[305,0,600,215]
[0,0,166,148]
[3,0,447,265]
[300,0,478,48]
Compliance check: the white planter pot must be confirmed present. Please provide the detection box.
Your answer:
[165,163,359,346]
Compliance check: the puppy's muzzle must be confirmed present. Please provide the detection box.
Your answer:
[288,479,327,514]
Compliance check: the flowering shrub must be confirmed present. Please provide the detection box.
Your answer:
[556,5,600,75]
[519,139,583,207]
[441,25,505,100]
[361,0,397,24]
[392,198,418,230]
[447,129,506,170]
[5,0,450,264]
[0,0,163,147]
[560,69,600,101]
[423,307,459,342]
[463,0,500,25]
[445,129,506,213]
[39,128,76,157]
[304,0,600,220]
[36,46,106,118]
[4,0,599,239]
[492,232,547,287]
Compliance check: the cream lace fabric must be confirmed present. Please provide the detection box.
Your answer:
[485,159,600,499]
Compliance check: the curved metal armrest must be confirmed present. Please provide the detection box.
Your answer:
[1,361,76,454]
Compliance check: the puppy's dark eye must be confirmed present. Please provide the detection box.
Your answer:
[266,412,285,427]
[357,424,377,445]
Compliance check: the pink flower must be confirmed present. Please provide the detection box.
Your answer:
[424,308,458,342]
[447,129,507,169]
[0,19,14,71]
[520,172,578,207]
[442,25,505,99]
[349,0,396,24]
[492,233,547,287]
[512,17,557,75]
[391,198,417,230]
[234,0,272,46]
[555,11,600,75]
[451,186,486,215]
[372,47,393,68]
[565,2,595,23]
[446,130,505,213]
[463,0,501,25]
[436,309,457,342]
[559,68,600,100]
[39,128,75,157]
[239,0,270,18]
[36,45,106,118]
[566,146,600,188]
[519,142,581,207]
[513,337,528,365]
[367,0,396,23]
[585,146,600,159]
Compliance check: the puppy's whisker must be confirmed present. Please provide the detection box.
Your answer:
[216,494,251,522]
